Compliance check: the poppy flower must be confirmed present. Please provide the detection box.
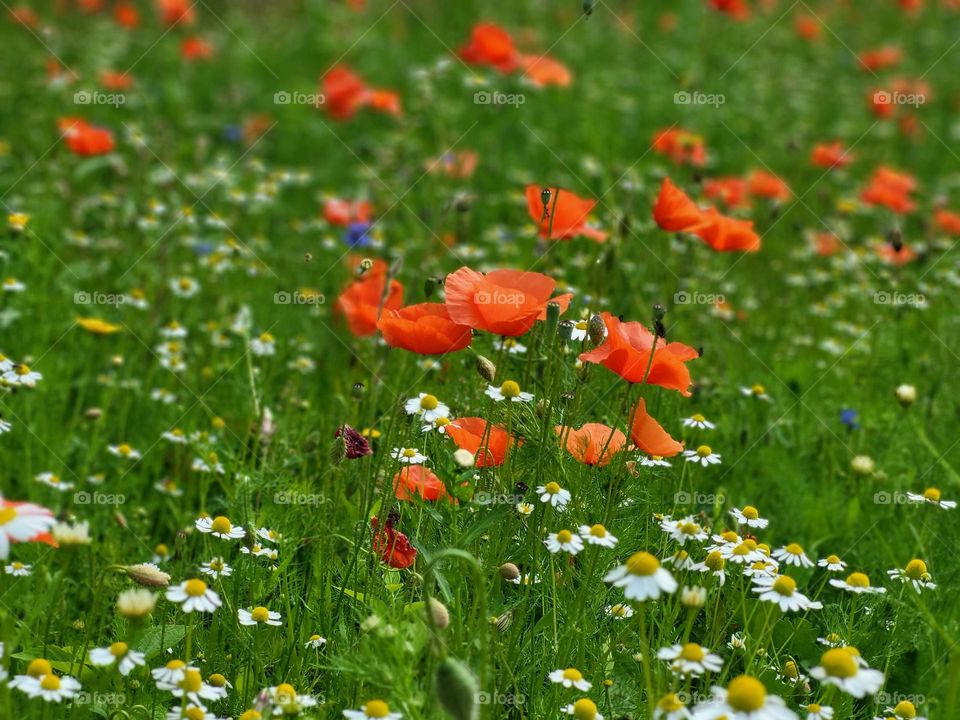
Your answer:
[9,5,39,27]
[113,1,140,28]
[321,65,401,121]
[525,186,606,242]
[794,13,822,41]
[324,197,374,226]
[652,128,707,166]
[653,178,706,232]
[444,266,572,337]
[704,177,751,209]
[367,89,402,116]
[519,53,572,87]
[371,517,417,569]
[335,262,404,337]
[425,150,479,178]
[445,417,514,467]
[393,465,448,502]
[747,170,791,202]
[812,232,842,256]
[579,312,698,395]
[860,166,916,213]
[181,36,213,61]
[690,208,762,252]
[630,399,684,457]
[858,46,902,72]
[934,208,960,235]
[78,0,106,13]
[875,241,917,266]
[58,118,114,156]
[811,141,855,169]
[708,0,751,20]
[377,303,472,355]
[459,22,520,73]
[157,0,194,26]
[99,70,134,91]
[555,423,626,466]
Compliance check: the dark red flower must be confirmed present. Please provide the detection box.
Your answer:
[371,517,417,569]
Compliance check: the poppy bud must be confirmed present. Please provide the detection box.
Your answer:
[587,314,605,346]
[125,563,171,587]
[499,562,520,581]
[539,188,552,219]
[435,657,479,720]
[475,355,496,383]
[427,598,450,630]
[544,301,560,338]
[558,320,574,341]
[352,382,365,399]
[653,304,666,323]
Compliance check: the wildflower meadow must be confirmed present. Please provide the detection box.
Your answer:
[1,0,960,719]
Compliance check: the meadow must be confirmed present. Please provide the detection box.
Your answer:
[1,0,959,718]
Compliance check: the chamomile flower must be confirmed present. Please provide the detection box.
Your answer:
[162,428,189,444]
[564,698,604,720]
[906,487,956,509]
[21,673,82,703]
[683,445,722,467]
[170,276,200,297]
[2,277,24,293]
[108,443,142,460]
[742,560,779,579]
[773,543,814,568]
[579,523,618,548]
[239,606,283,626]
[257,527,282,544]
[486,380,534,403]
[89,642,145,675]
[818,555,847,572]
[167,704,223,720]
[34,472,73,491]
[721,541,765,566]
[729,505,769,529]
[691,675,796,719]
[887,559,936,593]
[661,516,709,545]
[250,332,276,356]
[549,667,592,691]
[166,579,222,613]
[192,453,225,474]
[682,413,715,430]
[695,550,728,585]
[605,551,677,601]
[304,634,327,649]
[152,659,189,686]
[829,572,886,595]
[4,560,31,576]
[537,481,571,510]
[4,364,42,387]
[568,318,591,342]
[605,603,634,619]
[199,557,233,579]
[9,658,54,691]
[391,447,428,465]
[404,393,450,422]
[495,337,527,354]
[809,647,884,698]
[195,515,246,540]
[241,544,278,561]
[343,699,401,720]
[882,700,926,720]
[516,502,534,516]
[658,643,724,676]
[655,693,692,719]
[752,575,823,612]
[422,415,453,434]
[545,529,585,555]
[155,478,183,497]
[161,666,223,705]
[740,384,772,401]
[664,549,698,570]
[804,703,833,720]
[640,455,672,467]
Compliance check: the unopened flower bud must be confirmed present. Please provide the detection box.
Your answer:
[475,355,496,383]
[427,598,450,630]
[895,384,916,407]
[681,585,706,609]
[851,455,875,476]
[125,563,170,587]
[453,448,475,468]
[587,313,606,346]
[499,562,520,581]
[435,657,480,720]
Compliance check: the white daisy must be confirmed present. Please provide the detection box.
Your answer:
[165,579,222,613]
[906,487,956,509]
[195,515,246,540]
[729,505,769,529]
[887,559,936,593]
[89,642,145,676]
[752,575,823,612]
[829,572,886,595]
[657,643,724,676]
[199,557,232,579]
[34,472,73,491]
[660,516,709,545]
[545,529,584,555]
[537,481,571,510]
[250,332,276,356]
[404,393,450,423]
[19,673,82,703]
[108,443,142,460]
[682,413,715,430]
[683,445,722,467]
[605,551,677,601]
[773,543,814,568]
[605,603,634,619]
[485,380,533,403]
[817,555,847,572]
[304,634,327,649]
[691,675,796,719]
[548,667,592,691]
[343,700,402,720]
[809,648,884,698]
[640,455,672,467]
[391,447,428,465]
[579,523,618,548]
[170,276,200,298]
[495,337,527,354]
[563,699,604,720]
[804,703,833,720]
[740,384,772,401]
[239,606,283,626]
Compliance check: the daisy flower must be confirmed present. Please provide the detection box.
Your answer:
[740,384,772,401]
[108,443,142,460]
[695,550,728,585]
[20,673,82,703]
[485,380,534,403]
[170,276,200,298]
[239,606,283,627]
[655,693,692,719]
[422,415,453,434]
[166,704,223,720]
[605,603,634,619]
[817,555,846,572]
[152,659,190,686]
[604,551,677,601]
[752,575,823,612]
[657,643,724,676]
[804,703,833,720]
[2,277,25,292]
[664,550,698,571]
[682,413,715,430]
[742,560,779,580]
[155,479,183,497]
[568,318,591,342]
[545,529,584,555]
[773,543,814,568]
[195,515,246,540]
[199,557,232,579]
[89,642,145,675]
[391,447,428,465]
[882,700,925,720]
[691,675,796,719]
[563,698,604,720]
[516,502,534,516]
[579,523,618,548]
[549,667,592,691]
[829,572,886,595]
[640,455,672,467]
[162,428,189,444]
[304,634,327,649]
[159,667,221,704]
[343,699,401,720]
[250,332,276,356]
[4,560,31,576]
[9,658,54,691]
[34,472,73,491]
[166,579,222,613]
[721,541,765,566]
[257,527,282,544]
[683,445,722,467]
[404,393,450,423]
[4,364,42,387]
[729,505,769,529]
[537,481,571,510]
[887,559,936,593]
[495,337,527,354]
[906,487,956,509]
[661,516,709,545]
[809,647,884,698]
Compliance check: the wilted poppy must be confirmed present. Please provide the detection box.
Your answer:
[58,118,114,156]
[555,423,626,466]
[445,417,514,467]
[459,22,519,73]
[525,186,606,242]
[811,141,854,169]
[579,312,698,395]
[378,303,472,355]
[371,517,417,569]
[653,178,705,232]
[335,262,404,337]
[393,466,448,501]
[444,266,572,337]
[630,399,683,457]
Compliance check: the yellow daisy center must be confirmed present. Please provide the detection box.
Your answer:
[726,675,766,712]
[751,384,766,395]
[905,559,927,580]
[275,683,297,703]
[680,522,700,535]
[721,530,739,542]
[210,516,233,534]
[166,659,186,670]
[185,579,208,597]
[679,643,705,661]
[364,700,390,718]
[808,704,822,713]
[695,445,712,457]
[402,448,416,458]
[185,708,205,720]
[742,505,759,519]
[109,642,128,657]
[783,660,800,679]
[923,487,941,502]
[572,698,597,720]
[179,669,202,693]
[820,648,858,678]
[251,606,270,623]
[610,604,628,617]
[208,673,227,687]
[658,693,684,712]
[893,701,917,718]
[0,506,17,524]
[555,530,574,544]
[785,543,804,555]
[40,674,61,691]
[846,572,870,587]
[27,659,52,677]
[706,551,726,571]
[772,576,797,596]
[826,554,841,564]
[419,394,439,410]
[626,551,659,576]
[691,413,706,422]
[500,380,521,398]
[733,543,751,557]
[562,668,583,682]
[544,482,560,495]
[589,524,607,538]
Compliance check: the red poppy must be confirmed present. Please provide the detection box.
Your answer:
[747,170,791,202]
[934,208,960,235]
[78,0,106,13]
[794,14,822,41]
[9,5,39,27]
[653,178,706,232]
[690,208,762,252]
[579,312,698,395]
[321,65,401,120]
[425,150,479,178]
[445,417,514,467]
[858,46,902,72]
[812,232,842,257]
[875,241,917,266]
[157,0,194,26]
[444,266,572,337]
[525,186,606,242]
[324,197,374,226]
[652,128,707,166]
[555,423,626,466]
[113,1,139,28]
[99,70,134,91]
[707,0,751,21]
[393,465,449,502]
[860,166,916,214]
[335,262,404,337]
[630,399,684,457]
[367,89,402,117]
[704,177,751,209]
[459,22,520,73]
[371,517,417,569]
[181,36,213,61]
[378,303,472,355]
[811,141,855,169]
[519,54,572,87]
[58,118,114,156]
